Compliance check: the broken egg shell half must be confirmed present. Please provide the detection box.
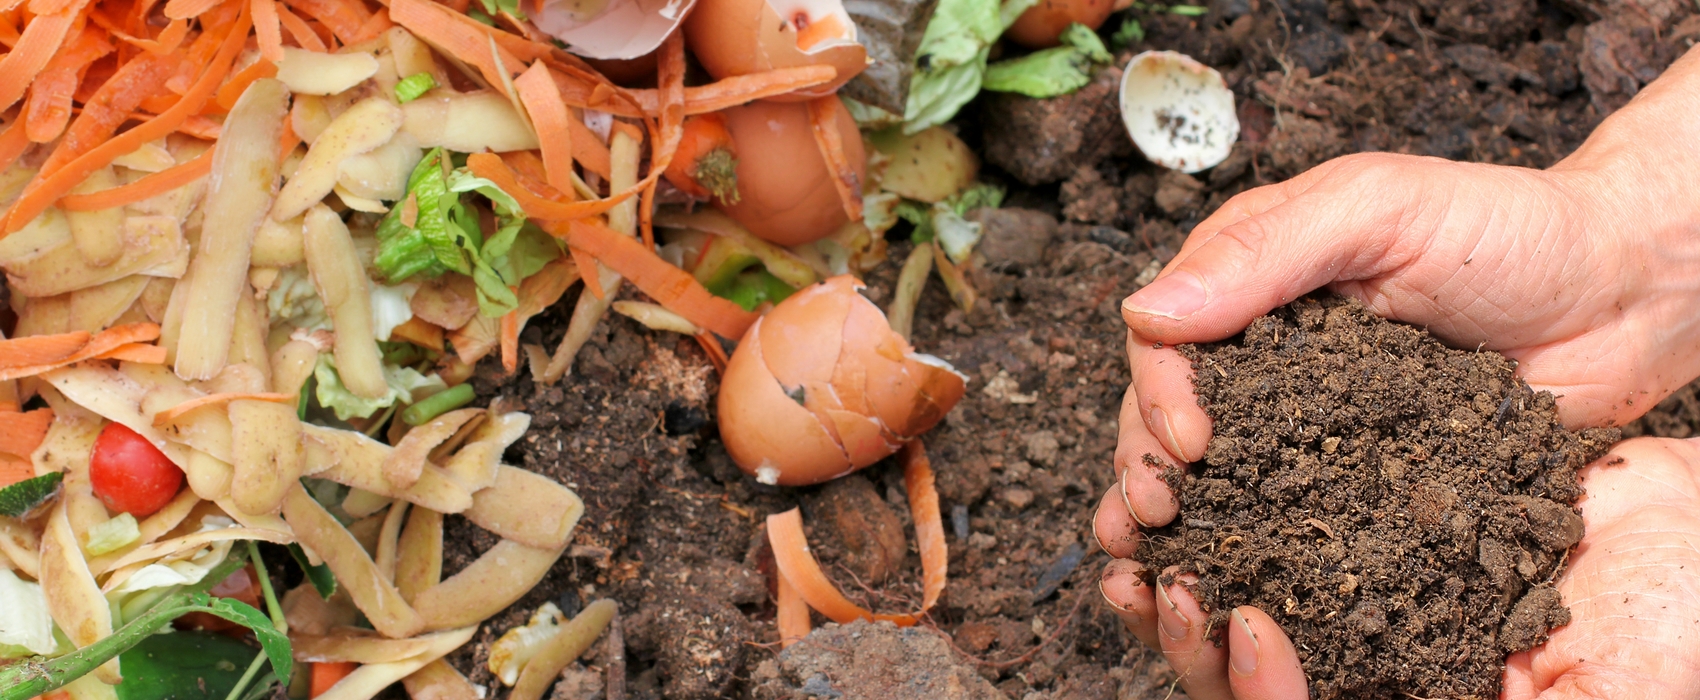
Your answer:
[682,0,868,100]
[715,97,865,247]
[718,276,967,486]
[527,0,696,61]
[1118,51,1239,174]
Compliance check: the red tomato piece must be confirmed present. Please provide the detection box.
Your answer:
[89,422,184,518]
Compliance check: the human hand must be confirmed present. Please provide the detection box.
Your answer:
[1095,436,1700,699]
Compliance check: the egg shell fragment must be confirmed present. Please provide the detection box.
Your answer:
[1118,51,1239,173]
[683,0,868,99]
[718,276,966,486]
[527,0,697,61]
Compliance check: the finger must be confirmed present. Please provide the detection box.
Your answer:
[1156,570,1234,700]
[1502,650,1538,700]
[1128,333,1212,462]
[1168,178,1302,263]
[1226,606,1309,700]
[1093,483,1141,558]
[1115,378,1185,527]
[1100,559,1159,649]
[1122,155,1422,345]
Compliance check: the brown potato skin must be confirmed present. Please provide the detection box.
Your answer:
[1004,0,1115,49]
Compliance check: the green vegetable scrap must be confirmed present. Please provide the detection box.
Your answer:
[402,383,475,426]
[114,631,271,700]
[287,543,337,599]
[0,471,62,518]
[395,72,438,103]
[83,513,140,556]
[314,354,446,421]
[903,0,1038,133]
[983,23,1113,98]
[374,148,561,318]
[1110,17,1144,48]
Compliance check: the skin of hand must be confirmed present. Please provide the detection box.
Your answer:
[1093,43,1700,700]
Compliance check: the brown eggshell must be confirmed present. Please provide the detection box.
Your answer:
[1004,0,1115,49]
[718,317,855,486]
[715,98,866,247]
[683,0,868,99]
[718,276,967,486]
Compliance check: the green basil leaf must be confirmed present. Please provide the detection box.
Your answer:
[0,472,62,518]
[114,631,265,700]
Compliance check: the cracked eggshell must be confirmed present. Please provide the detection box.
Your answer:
[527,0,696,61]
[718,276,967,486]
[683,0,868,100]
[1119,51,1239,174]
[716,98,865,246]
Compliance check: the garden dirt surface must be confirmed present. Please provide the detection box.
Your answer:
[441,2,1700,699]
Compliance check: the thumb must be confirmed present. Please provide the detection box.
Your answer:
[1122,155,1426,344]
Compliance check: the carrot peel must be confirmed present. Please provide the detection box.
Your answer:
[152,392,296,427]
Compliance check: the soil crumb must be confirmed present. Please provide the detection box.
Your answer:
[1137,295,1617,700]
[750,620,1004,700]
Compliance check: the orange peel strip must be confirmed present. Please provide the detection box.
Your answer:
[152,391,295,427]
[0,323,165,381]
[768,440,948,626]
[0,408,54,460]
[558,218,757,341]
[776,566,811,649]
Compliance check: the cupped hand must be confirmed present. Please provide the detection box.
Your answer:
[1096,436,1700,700]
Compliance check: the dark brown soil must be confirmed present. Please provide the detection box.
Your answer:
[1136,295,1618,700]
[433,3,1700,699]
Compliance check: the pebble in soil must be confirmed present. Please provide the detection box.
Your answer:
[1136,295,1618,700]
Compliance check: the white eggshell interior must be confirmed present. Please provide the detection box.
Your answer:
[1119,51,1239,174]
[768,0,858,51]
[534,0,696,60]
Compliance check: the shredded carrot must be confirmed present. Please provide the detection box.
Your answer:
[163,0,223,19]
[276,3,326,51]
[560,218,757,340]
[0,457,31,488]
[216,58,280,111]
[31,50,177,176]
[514,61,576,200]
[776,567,811,649]
[390,0,523,89]
[0,331,94,369]
[806,95,863,221]
[767,440,947,626]
[2,0,250,236]
[0,323,166,381]
[95,342,168,364]
[569,246,605,301]
[499,302,519,375]
[0,408,54,460]
[465,153,631,222]
[152,391,295,427]
[497,150,564,198]
[285,0,369,44]
[693,333,728,374]
[27,0,78,15]
[0,118,31,173]
[86,9,190,55]
[253,0,284,62]
[311,661,359,698]
[277,117,301,160]
[0,2,83,114]
[550,65,838,118]
[350,6,392,43]
[24,25,114,144]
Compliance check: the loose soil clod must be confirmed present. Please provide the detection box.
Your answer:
[1137,295,1617,700]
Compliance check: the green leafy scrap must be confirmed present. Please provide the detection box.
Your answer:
[0,471,62,518]
[983,23,1113,98]
[1111,17,1145,47]
[902,0,1038,133]
[475,0,524,19]
[395,72,438,103]
[287,544,337,600]
[115,631,267,700]
[0,555,292,700]
[1168,4,1208,15]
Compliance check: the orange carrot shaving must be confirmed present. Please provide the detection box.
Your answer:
[2,0,249,236]
[0,118,30,173]
[0,331,94,369]
[276,3,326,51]
[284,0,369,44]
[776,567,811,648]
[807,95,863,221]
[30,50,177,176]
[465,152,631,222]
[152,391,295,426]
[768,440,947,626]
[58,149,210,210]
[163,0,224,19]
[549,65,838,118]
[390,0,523,89]
[693,333,728,374]
[559,218,757,340]
[24,25,114,144]
[310,661,358,698]
[0,323,166,381]
[27,0,78,15]
[569,246,605,301]
[499,303,519,374]
[571,119,613,178]
[0,2,83,114]
[95,343,167,364]
[389,317,445,351]
[0,457,32,488]
[350,7,392,43]
[86,9,189,55]
[253,0,284,62]
[0,408,54,460]
[216,58,279,111]
[498,150,564,198]
[514,61,576,200]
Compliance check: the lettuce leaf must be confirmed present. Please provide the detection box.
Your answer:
[0,569,54,656]
[313,355,446,421]
[983,23,1113,98]
[902,0,1038,133]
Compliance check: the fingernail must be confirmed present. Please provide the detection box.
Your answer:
[1119,469,1153,528]
[1092,502,1113,553]
[1124,271,1208,320]
[1156,583,1189,641]
[1150,406,1185,463]
[1229,609,1260,676]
